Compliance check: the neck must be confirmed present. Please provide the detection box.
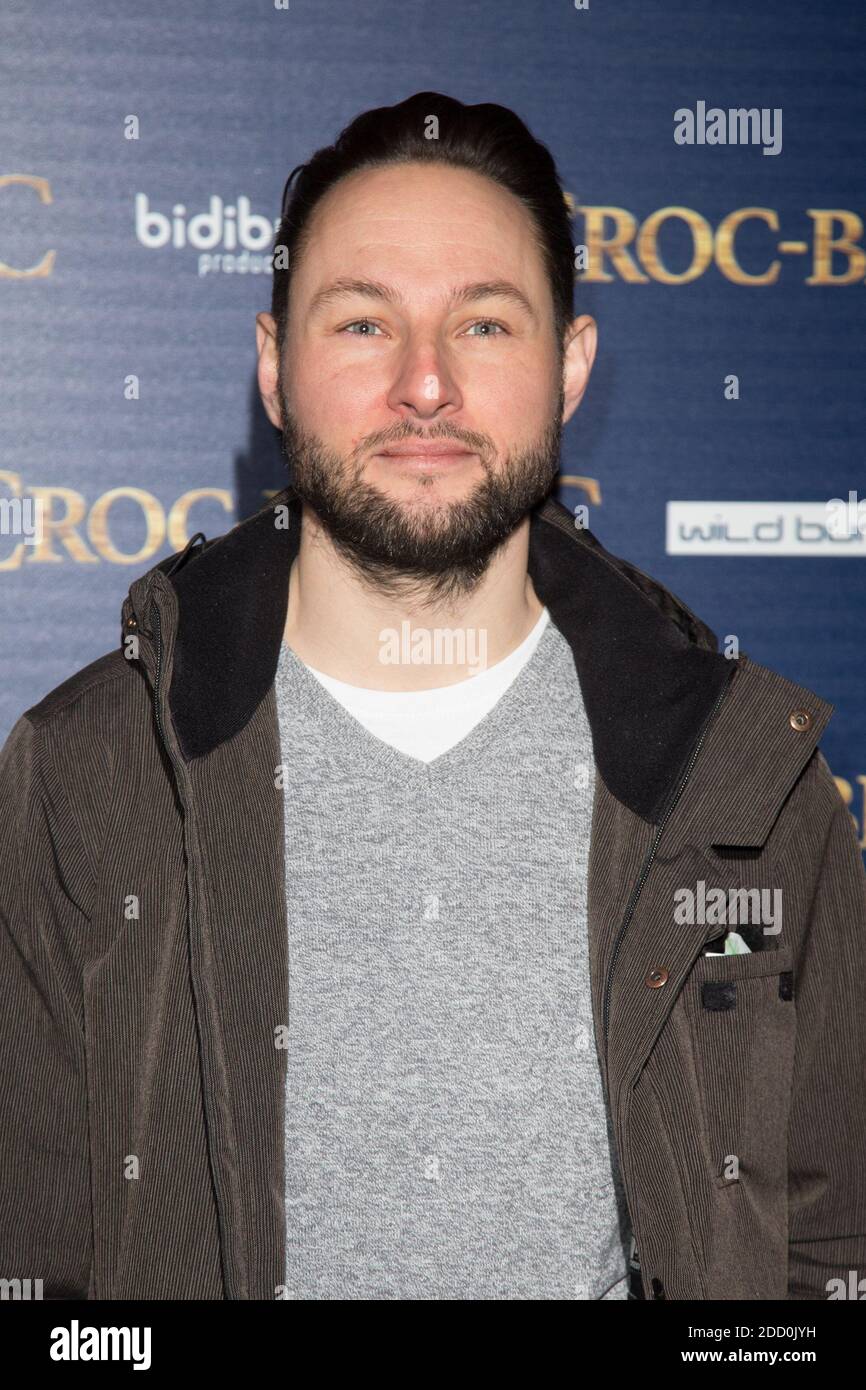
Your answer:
[282,504,544,690]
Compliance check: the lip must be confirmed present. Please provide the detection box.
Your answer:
[375,449,476,473]
[377,445,475,458]
[375,446,477,471]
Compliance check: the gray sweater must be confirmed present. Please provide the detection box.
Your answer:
[274,616,631,1299]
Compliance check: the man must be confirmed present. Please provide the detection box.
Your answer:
[1,91,865,1302]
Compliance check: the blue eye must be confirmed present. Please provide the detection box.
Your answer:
[465,320,506,337]
[342,319,383,336]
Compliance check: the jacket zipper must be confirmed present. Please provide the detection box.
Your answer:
[147,591,235,1296]
[151,601,165,743]
[601,664,735,1063]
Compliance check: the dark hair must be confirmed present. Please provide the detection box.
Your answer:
[270,90,575,359]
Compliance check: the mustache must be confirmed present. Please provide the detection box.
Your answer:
[360,426,491,458]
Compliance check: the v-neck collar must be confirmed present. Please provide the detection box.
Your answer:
[273,613,566,788]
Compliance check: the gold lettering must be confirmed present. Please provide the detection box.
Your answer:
[166,488,232,551]
[834,775,866,849]
[578,207,648,283]
[88,488,164,564]
[637,207,713,285]
[0,175,55,278]
[28,487,96,563]
[558,476,602,505]
[806,210,866,285]
[715,208,781,285]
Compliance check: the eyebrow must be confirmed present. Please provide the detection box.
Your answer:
[307,277,538,323]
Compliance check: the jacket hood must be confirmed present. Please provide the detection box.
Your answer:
[125,483,735,825]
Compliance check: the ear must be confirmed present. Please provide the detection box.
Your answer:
[561,315,598,425]
[255,311,283,429]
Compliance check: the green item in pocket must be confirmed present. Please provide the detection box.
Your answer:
[724,930,751,955]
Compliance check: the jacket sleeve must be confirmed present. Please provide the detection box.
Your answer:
[786,749,866,1299]
[0,713,93,1299]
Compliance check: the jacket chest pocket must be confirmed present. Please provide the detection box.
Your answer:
[682,946,796,1189]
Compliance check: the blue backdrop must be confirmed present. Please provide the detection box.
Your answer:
[2,0,864,853]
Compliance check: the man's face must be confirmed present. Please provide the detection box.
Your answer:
[257,161,591,600]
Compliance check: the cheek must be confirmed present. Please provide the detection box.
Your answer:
[291,357,381,434]
[481,371,552,441]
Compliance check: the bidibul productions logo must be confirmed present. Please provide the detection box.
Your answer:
[134,193,281,278]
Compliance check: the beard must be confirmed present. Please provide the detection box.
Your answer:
[277,372,564,607]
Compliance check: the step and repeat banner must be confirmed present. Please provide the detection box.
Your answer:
[1,0,864,852]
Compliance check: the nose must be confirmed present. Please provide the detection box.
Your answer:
[385,335,464,421]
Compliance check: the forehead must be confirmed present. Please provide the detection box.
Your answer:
[295,161,547,295]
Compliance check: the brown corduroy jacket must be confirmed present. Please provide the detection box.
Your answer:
[2,484,865,1301]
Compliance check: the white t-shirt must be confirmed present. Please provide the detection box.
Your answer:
[296,607,551,763]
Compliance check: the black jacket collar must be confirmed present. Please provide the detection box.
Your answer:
[149,483,734,825]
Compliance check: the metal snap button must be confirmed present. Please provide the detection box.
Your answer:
[789,709,812,732]
[125,615,138,630]
[644,966,669,989]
